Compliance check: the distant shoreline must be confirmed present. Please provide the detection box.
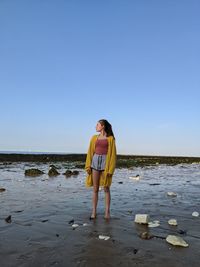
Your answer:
[0,153,200,168]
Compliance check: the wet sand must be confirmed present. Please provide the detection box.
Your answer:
[0,162,200,266]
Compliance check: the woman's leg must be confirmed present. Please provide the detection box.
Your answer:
[91,169,100,218]
[104,186,111,219]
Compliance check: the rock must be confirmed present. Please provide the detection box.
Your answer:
[2,162,12,165]
[148,220,160,228]
[41,219,48,223]
[25,168,44,176]
[129,174,140,180]
[134,214,149,224]
[5,215,12,223]
[0,187,6,192]
[68,219,74,224]
[133,248,138,254]
[118,181,123,184]
[74,163,85,168]
[72,223,79,228]
[63,170,73,177]
[63,169,79,177]
[72,170,79,175]
[99,235,110,240]
[14,210,24,213]
[149,183,160,186]
[49,164,58,169]
[167,192,177,197]
[192,211,199,217]
[178,229,187,235]
[168,219,178,226]
[48,167,60,176]
[83,223,88,226]
[139,232,153,240]
[166,235,188,247]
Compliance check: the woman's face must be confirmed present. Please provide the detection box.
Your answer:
[96,121,104,132]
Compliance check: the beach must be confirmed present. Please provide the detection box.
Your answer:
[0,161,200,267]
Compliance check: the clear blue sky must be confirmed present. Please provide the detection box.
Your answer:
[0,0,200,156]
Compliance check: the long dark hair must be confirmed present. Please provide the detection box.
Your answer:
[99,119,115,138]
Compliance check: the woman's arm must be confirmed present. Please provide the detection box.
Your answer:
[108,138,117,175]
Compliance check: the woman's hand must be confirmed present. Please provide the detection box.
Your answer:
[107,173,112,177]
[86,168,92,175]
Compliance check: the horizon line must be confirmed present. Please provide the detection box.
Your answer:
[0,150,200,158]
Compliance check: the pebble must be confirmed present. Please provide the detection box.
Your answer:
[0,187,6,192]
[166,235,188,247]
[178,229,187,235]
[139,232,154,240]
[99,235,110,240]
[5,215,12,223]
[167,192,177,197]
[148,220,160,227]
[192,211,199,217]
[135,214,149,224]
[168,219,178,226]
[72,223,79,228]
[41,219,48,223]
[68,219,74,224]
[129,175,140,180]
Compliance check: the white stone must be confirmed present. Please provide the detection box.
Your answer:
[192,211,199,217]
[166,235,188,247]
[72,223,79,228]
[148,220,160,227]
[83,223,88,226]
[134,214,149,224]
[167,192,177,197]
[129,175,140,180]
[99,235,110,240]
[168,219,178,226]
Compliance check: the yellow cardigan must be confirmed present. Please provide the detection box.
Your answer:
[85,135,117,187]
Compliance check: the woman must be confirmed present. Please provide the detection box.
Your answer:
[85,119,117,219]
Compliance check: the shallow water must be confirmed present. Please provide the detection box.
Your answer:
[0,163,200,267]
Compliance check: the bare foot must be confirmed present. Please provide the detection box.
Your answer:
[104,213,110,220]
[89,212,96,220]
